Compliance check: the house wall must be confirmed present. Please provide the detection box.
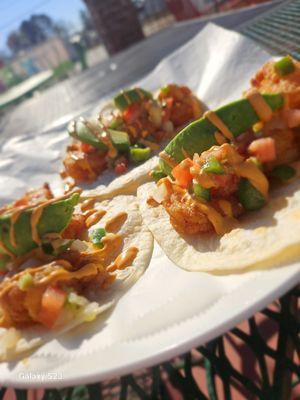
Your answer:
[10,37,70,77]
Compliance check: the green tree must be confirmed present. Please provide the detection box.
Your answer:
[6,14,57,54]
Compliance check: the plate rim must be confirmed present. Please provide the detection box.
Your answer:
[2,263,299,389]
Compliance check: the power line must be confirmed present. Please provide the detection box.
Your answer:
[0,0,56,32]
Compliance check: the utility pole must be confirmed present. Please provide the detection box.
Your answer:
[83,0,145,56]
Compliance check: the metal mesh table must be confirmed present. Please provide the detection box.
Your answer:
[1,288,298,399]
[240,0,300,59]
[1,1,300,399]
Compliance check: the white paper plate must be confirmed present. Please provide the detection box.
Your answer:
[0,243,299,388]
[0,24,299,387]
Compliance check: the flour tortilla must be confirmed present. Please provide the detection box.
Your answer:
[138,179,300,273]
[81,156,159,201]
[0,195,153,362]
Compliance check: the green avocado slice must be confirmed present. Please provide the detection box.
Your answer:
[160,94,284,175]
[114,88,152,111]
[68,119,130,152]
[0,192,80,258]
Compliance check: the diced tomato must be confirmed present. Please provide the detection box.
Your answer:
[114,156,128,175]
[38,286,67,329]
[123,103,141,124]
[213,174,235,188]
[251,70,264,87]
[283,109,300,128]
[248,137,276,163]
[114,163,127,175]
[181,86,191,95]
[162,107,171,123]
[172,158,194,188]
[80,143,95,153]
[13,198,29,207]
[211,174,239,197]
[152,130,166,142]
[256,70,264,82]
[165,98,174,110]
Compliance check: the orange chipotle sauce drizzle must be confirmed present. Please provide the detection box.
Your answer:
[234,160,269,199]
[214,131,227,145]
[83,208,97,219]
[0,190,81,255]
[82,119,116,159]
[9,209,23,248]
[136,88,145,100]
[107,246,138,272]
[30,191,81,245]
[122,91,131,106]
[218,199,233,217]
[81,198,96,212]
[0,260,98,300]
[181,148,190,159]
[159,151,178,169]
[140,138,160,150]
[147,197,160,207]
[0,242,14,259]
[101,131,117,158]
[86,209,106,228]
[191,197,234,235]
[105,212,127,232]
[245,89,273,122]
[204,111,234,140]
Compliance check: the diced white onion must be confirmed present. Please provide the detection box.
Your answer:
[51,239,71,252]
[0,328,21,350]
[70,239,88,252]
[152,181,169,203]
[83,302,101,322]
[162,120,174,134]
[149,106,163,127]
[68,292,88,307]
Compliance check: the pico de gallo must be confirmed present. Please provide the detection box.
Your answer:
[62,84,202,184]
[149,56,300,236]
[0,186,139,332]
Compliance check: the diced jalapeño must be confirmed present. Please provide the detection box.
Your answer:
[271,165,296,181]
[160,85,170,95]
[114,88,152,111]
[90,228,106,248]
[0,254,10,273]
[248,156,263,170]
[237,178,266,211]
[274,56,295,76]
[130,147,151,163]
[193,182,210,202]
[18,273,33,291]
[202,156,224,174]
[109,117,123,130]
[151,169,167,182]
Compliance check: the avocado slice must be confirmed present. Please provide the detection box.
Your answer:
[0,192,80,258]
[160,94,284,175]
[68,119,130,152]
[114,88,152,111]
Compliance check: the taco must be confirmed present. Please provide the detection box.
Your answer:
[61,84,202,185]
[138,57,300,272]
[0,186,153,361]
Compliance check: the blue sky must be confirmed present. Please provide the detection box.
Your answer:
[0,0,86,52]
